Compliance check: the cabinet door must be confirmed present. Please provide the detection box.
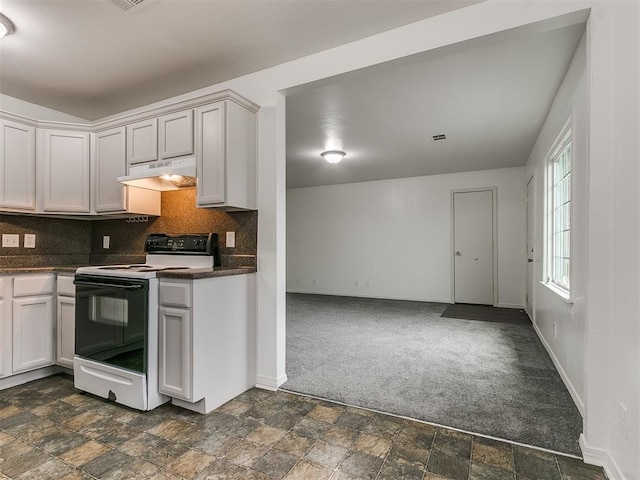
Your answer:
[195,103,226,206]
[159,110,193,159]
[12,296,54,373]
[41,130,91,213]
[0,295,5,378]
[127,118,157,165]
[0,119,36,211]
[95,127,126,213]
[158,306,192,400]
[56,296,75,369]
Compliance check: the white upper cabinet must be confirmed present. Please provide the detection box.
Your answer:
[0,118,36,211]
[195,103,225,206]
[40,129,91,213]
[95,126,160,215]
[127,110,193,166]
[195,100,256,210]
[95,127,127,212]
[159,110,193,159]
[127,118,157,165]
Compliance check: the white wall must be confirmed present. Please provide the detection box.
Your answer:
[582,2,640,479]
[287,167,526,307]
[525,33,587,412]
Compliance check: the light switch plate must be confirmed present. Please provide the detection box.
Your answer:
[24,234,36,248]
[103,236,110,249]
[226,231,235,248]
[2,234,19,248]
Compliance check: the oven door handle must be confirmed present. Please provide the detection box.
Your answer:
[73,280,144,290]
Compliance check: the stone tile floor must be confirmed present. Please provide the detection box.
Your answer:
[0,375,606,480]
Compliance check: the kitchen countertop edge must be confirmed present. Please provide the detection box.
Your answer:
[0,266,257,278]
[157,267,257,279]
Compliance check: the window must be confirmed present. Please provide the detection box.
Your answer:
[547,123,572,294]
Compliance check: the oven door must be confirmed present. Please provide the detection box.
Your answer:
[74,274,148,373]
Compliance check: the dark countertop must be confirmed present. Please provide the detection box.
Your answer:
[0,266,81,275]
[0,265,256,278]
[157,266,257,279]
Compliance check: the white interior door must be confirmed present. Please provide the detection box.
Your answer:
[526,176,535,317]
[453,190,494,305]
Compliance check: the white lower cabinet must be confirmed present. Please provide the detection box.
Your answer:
[0,278,6,378]
[0,274,56,381]
[12,295,54,373]
[158,306,191,400]
[158,274,255,413]
[56,275,76,369]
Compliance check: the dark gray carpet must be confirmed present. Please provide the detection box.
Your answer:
[283,293,582,455]
[441,303,532,325]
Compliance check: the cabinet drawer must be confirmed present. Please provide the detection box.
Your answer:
[13,274,54,297]
[56,275,75,296]
[159,281,191,307]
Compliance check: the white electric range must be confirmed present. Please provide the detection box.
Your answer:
[73,233,219,411]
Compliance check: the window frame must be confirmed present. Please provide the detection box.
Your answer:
[545,119,573,297]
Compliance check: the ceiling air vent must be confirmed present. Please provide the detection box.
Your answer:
[431,134,447,142]
[107,0,145,11]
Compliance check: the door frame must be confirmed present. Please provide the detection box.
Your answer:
[526,173,536,321]
[450,187,498,306]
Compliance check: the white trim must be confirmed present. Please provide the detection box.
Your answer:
[255,373,287,391]
[285,290,450,304]
[496,303,526,309]
[526,173,536,322]
[545,117,573,296]
[0,366,62,391]
[580,434,626,480]
[532,321,584,415]
[0,90,259,133]
[540,280,574,305]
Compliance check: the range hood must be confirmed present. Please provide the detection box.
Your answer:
[118,157,197,191]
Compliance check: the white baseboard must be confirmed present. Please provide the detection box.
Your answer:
[286,289,450,304]
[531,322,584,416]
[496,303,526,309]
[580,434,626,480]
[0,366,62,391]
[255,373,288,391]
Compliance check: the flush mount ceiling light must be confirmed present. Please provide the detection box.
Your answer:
[0,13,15,39]
[321,150,346,164]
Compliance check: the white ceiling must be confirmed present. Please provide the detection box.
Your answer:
[0,0,481,120]
[286,23,585,189]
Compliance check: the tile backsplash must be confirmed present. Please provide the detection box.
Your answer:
[0,189,257,269]
[0,214,91,267]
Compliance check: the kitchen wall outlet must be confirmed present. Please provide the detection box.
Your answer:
[365,281,370,288]
[103,236,110,249]
[553,322,557,338]
[24,234,36,249]
[312,279,316,286]
[354,280,359,287]
[2,234,19,248]
[226,231,236,248]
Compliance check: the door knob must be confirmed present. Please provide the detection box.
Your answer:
[455,251,462,256]
[528,259,533,263]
